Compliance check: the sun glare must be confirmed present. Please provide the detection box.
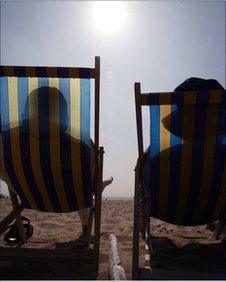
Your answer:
[91,1,127,35]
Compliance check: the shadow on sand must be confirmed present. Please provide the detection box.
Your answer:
[140,235,226,280]
[0,240,97,280]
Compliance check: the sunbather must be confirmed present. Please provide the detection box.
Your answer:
[0,86,113,236]
[142,77,225,239]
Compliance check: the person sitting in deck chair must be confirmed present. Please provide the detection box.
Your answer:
[0,86,113,238]
[143,77,226,240]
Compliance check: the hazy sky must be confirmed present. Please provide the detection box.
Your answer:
[0,1,225,198]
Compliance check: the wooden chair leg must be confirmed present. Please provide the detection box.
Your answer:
[132,167,141,280]
[9,189,26,244]
[144,231,152,272]
[84,206,95,246]
[147,217,153,254]
[93,147,104,272]
[0,203,23,235]
[143,217,153,274]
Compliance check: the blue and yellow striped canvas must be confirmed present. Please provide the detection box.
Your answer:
[143,90,226,226]
[0,67,94,212]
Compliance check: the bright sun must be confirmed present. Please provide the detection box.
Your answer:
[91,1,127,35]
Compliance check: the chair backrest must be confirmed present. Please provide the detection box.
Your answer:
[0,57,100,212]
[135,83,226,226]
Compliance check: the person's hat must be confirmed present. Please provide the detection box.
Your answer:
[162,77,225,138]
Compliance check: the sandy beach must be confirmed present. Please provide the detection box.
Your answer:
[1,195,226,280]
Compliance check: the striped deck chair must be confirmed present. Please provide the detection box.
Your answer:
[132,82,226,279]
[0,57,103,274]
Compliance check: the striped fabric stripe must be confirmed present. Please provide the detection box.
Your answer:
[175,104,195,224]
[70,79,84,210]
[145,90,226,105]
[0,66,95,79]
[59,78,78,211]
[148,104,160,216]
[159,104,171,219]
[0,76,92,212]
[80,79,91,206]
[144,91,226,225]
[167,104,182,222]
[48,78,69,212]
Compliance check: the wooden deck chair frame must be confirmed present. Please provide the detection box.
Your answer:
[132,82,226,279]
[0,56,103,274]
[132,82,151,280]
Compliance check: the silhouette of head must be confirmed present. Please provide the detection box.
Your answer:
[162,77,225,140]
[22,86,69,135]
